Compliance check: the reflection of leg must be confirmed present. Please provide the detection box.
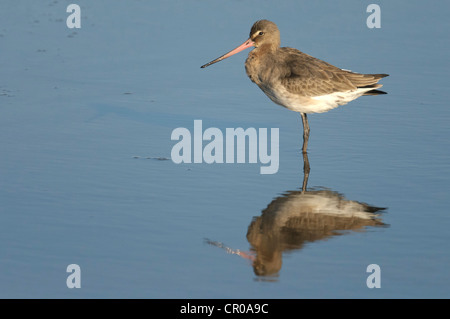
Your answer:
[301,151,310,193]
[301,113,310,154]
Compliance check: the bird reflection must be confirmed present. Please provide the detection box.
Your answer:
[247,152,387,277]
[205,153,387,279]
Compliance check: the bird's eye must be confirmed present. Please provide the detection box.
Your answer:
[259,31,264,36]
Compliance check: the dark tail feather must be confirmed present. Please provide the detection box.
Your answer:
[364,89,387,95]
[359,80,388,95]
[371,73,389,79]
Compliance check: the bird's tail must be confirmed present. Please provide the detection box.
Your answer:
[369,73,389,79]
[363,89,387,95]
[359,74,389,95]
[346,72,389,95]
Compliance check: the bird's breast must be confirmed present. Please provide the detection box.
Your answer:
[245,51,262,85]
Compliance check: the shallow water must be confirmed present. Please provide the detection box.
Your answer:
[1,0,449,298]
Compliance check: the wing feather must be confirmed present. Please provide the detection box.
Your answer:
[276,48,387,97]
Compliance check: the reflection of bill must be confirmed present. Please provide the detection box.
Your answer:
[247,188,387,277]
[204,238,255,262]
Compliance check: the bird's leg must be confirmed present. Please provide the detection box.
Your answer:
[301,151,310,193]
[300,113,310,153]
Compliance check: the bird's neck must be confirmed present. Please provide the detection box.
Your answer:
[255,43,279,55]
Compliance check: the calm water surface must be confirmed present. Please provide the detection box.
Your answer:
[1,0,449,298]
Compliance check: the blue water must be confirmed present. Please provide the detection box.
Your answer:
[1,0,449,298]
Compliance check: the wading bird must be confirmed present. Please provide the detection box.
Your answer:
[201,20,388,153]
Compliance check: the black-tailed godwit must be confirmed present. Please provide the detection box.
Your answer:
[201,20,388,153]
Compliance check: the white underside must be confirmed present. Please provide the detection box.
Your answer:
[270,190,381,229]
[260,84,374,114]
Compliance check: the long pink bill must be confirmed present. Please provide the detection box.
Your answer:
[200,38,254,68]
